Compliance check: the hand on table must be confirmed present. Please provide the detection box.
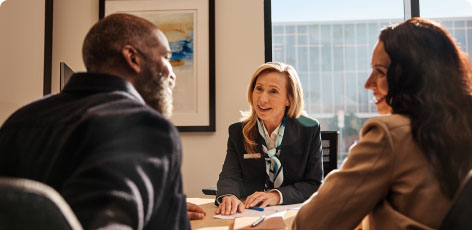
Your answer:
[215,195,245,215]
[244,191,280,208]
[187,202,206,220]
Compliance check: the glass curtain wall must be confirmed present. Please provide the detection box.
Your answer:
[269,0,472,165]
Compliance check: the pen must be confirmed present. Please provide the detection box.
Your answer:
[249,206,264,211]
[252,215,265,227]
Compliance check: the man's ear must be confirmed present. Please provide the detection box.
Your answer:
[122,45,142,74]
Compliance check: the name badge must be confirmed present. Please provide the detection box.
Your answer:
[243,153,261,159]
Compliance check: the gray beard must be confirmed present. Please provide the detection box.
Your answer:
[135,67,173,118]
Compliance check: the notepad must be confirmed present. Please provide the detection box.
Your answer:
[233,216,287,230]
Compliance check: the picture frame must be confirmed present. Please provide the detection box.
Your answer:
[99,0,215,132]
[44,0,53,95]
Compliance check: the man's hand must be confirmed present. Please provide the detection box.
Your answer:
[244,191,280,208]
[187,202,206,220]
[215,195,245,215]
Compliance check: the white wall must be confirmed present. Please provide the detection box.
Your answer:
[52,0,265,197]
[0,0,264,197]
[51,0,98,91]
[0,0,45,123]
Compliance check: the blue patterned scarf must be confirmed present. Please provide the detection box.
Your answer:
[257,117,285,190]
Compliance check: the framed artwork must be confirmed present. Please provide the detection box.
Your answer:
[99,0,215,132]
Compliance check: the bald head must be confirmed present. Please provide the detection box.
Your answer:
[82,13,161,72]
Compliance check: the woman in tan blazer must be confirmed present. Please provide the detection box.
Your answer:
[293,18,472,230]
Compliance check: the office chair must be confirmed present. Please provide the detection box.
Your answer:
[439,169,472,230]
[0,177,83,230]
[202,131,339,196]
[320,131,338,177]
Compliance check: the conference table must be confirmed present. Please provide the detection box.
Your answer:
[188,198,298,230]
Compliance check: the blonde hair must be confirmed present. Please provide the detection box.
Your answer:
[241,62,305,155]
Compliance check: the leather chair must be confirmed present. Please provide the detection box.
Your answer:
[439,169,472,230]
[0,177,83,230]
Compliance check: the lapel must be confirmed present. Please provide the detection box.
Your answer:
[278,117,298,163]
[278,118,289,164]
[254,133,266,165]
[251,117,299,165]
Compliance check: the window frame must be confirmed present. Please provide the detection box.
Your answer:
[264,0,419,61]
[264,0,420,164]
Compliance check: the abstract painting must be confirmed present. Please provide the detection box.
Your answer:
[101,0,215,132]
[134,11,197,113]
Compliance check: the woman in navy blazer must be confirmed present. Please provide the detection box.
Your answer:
[216,62,323,215]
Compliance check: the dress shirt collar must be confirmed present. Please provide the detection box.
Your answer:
[257,119,281,150]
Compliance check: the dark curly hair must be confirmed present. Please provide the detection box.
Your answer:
[380,18,472,198]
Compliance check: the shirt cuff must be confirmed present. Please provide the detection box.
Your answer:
[216,194,236,205]
[269,189,283,204]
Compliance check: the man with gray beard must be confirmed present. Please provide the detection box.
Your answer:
[0,13,204,229]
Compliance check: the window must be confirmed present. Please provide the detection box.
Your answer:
[420,0,472,55]
[267,0,472,165]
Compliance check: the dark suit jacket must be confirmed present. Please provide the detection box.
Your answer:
[0,73,189,230]
[217,115,323,204]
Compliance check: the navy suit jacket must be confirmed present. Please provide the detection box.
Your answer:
[0,73,189,230]
[216,115,323,204]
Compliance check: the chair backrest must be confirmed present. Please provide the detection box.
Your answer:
[0,177,83,230]
[439,169,472,230]
[321,131,339,177]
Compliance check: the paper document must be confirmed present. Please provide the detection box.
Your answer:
[214,203,302,220]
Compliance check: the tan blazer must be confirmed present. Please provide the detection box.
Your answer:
[293,115,452,230]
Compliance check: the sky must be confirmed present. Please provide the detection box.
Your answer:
[272,0,472,22]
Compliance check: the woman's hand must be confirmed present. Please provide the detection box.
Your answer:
[244,191,281,208]
[215,195,245,215]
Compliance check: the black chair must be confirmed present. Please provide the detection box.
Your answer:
[0,177,83,230]
[202,130,339,196]
[320,131,338,177]
[439,169,472,230]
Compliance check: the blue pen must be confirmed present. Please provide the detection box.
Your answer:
[249,206,264,211]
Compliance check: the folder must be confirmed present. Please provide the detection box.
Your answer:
[233,216,287,230]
